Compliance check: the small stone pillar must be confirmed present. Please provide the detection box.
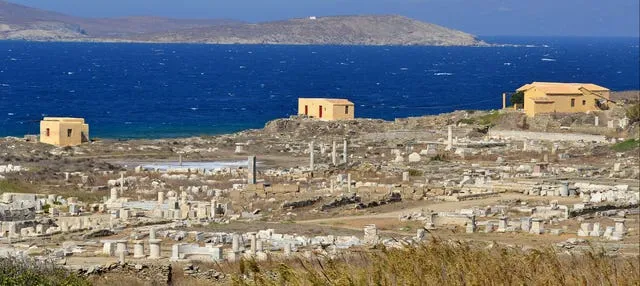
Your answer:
[590,222,603,237]
[180,191,188,205]
[248,155,257,184]
[103,242,116,256]
[249,232,257,254]
[210,199,217,218]
[594,116,599,126]
[116,239,128,255]
[256,239,263,253]
[309,141,315,171]
[523,140,528,151]
[283,243,292,257]
[178,154,183,166]
[502,92,507,109]
[149,228,156,240]
[614,219,626,235]
[171,243,181,261]
[133,240,145,258]
[425,212,437,230]
[402,171,409,182]
[465,215,477,233]
[232,234,240,253]
[559,182,569,197]
[119,250,126,264]
[530,218,544,235]
[347,173,352,192]
[332,140,337,165]
[110,188,118,201]
[64,172,70,182]
[363,224,379,245]
[343,138,348,164]
[120,173,125,194]
[446,126,453,150]
[497,216,508,232]
[148,239,162,259]
[157,192,164,205]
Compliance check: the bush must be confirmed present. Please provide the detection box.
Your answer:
[407,169,423,176]
[626,103,640,124]
[511,91,524,106]
[0,257,89,286]
[611,139,640,152]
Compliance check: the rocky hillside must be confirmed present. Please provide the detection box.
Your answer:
[139,15,487,46]
[0,1,486,46]
[0,0,240,40]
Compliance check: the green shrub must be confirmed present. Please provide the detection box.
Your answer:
[511,91,524,106]
[626,103,640,124]
[611,139,640,152]
[0,257,89,286]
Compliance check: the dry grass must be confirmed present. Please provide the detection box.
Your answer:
[229,240,639,286]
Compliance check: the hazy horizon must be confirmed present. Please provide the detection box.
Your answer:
[4,0,639,37]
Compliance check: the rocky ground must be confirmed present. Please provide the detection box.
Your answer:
[0,104,638,284]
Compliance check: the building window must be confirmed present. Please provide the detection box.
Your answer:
[67,129,73,137]
[582,100,586,106]
[571,99,575,107]
[345,106,349,114]
[46,128,50,137]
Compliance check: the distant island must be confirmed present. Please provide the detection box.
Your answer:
[0,0,487,46]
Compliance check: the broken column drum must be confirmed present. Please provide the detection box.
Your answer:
[116,239,128,255]
[133,240,145,258]
[148,239,162,259]
[530,218,544,235]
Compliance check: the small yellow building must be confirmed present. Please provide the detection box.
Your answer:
[40,117,89,147]
[517,82,611,117]
[298,98,355,120]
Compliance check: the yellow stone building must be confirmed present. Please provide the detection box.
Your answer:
[517,82,611,117]
[40,117,89,147]
[298,98,355,120]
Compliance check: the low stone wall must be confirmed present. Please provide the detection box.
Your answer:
[75,263,171,284]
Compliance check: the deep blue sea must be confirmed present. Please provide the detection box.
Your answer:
[1,37,638,138]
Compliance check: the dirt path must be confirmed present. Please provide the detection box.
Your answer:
[298,193,581,225]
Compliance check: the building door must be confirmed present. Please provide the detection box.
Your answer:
[304,105,308,115]
[319,106,323,118]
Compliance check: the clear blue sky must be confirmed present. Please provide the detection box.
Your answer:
[8,0,640,36]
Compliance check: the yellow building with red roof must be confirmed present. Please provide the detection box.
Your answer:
[517,82,611,117]
[298,98,355,120]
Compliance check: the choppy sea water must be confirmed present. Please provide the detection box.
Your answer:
[0,36,638,138]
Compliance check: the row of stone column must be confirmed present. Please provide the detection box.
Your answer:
[309,139,349,171]
[104,228,162,261]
